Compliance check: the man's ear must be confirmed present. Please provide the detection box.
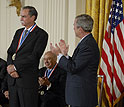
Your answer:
[79,27,82,32]
[31,15,35,21]
[79,27,85,34]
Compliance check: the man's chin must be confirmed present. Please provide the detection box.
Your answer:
[21,24,25,26]
[46,65,50,68]
[21,23,25,26]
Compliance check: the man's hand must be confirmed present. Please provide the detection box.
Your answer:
[59,39,69,56]
[7,64,15,74]
[50,40,69,56]
[43,77,50,86]
[50,43,61,55]
[10,71,19,78]
[38,77,50,86]
[38,77,45,86]
[4,91,9,99]
[7,64,19,78]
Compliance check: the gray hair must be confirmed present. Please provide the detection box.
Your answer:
[76,14,94,32]
[22,6,38,21]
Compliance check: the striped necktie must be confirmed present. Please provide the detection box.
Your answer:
[46,69,51,77]
[22,30,28,41]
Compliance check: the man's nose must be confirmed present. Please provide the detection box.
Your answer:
[20,17,23,21]
[44,60,48,63]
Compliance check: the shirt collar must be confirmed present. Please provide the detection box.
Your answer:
[79,33,91,44]
[24,23,36,32]
[24,26,32,32]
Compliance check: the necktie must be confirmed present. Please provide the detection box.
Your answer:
[47,69,51,77]
[22,30,28,41]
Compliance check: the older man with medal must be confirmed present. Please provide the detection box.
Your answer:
[7,6,48,107]
[38,51,67,107]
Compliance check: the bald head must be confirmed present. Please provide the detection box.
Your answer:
[44,51,57,69]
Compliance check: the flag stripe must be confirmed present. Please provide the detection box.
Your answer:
[114,55,124,86]
[116,22,124,50]
[101,49,113,83]
[114,40,124,72]
[113,66,123,93]
[113,78,121,100]
[114,27,124,62]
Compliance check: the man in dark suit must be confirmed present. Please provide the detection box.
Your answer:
[38,51,66,107]
[7,6,48,107]
[50,14,100,107]
[0,58,9,107]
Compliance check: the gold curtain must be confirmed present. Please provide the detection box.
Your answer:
[86,0,112,57]
[85,0,124,106]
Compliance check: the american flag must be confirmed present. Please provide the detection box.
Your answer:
[99,0,124,106]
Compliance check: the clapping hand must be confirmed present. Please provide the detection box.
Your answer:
[38,77,50,86]
[50,43,61,55]
[50,39,69,56]
[59,39,69,56]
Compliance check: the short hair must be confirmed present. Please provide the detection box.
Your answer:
[22,6,38,21]
[76,14,94,32]
[44,51,57,61]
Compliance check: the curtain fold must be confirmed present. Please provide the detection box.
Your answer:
[86,0,112,56]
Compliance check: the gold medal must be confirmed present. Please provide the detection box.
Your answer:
[40,91,44,95]
[12,53,16,60]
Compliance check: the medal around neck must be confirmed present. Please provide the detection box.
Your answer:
[40,91,44,95]
[12,53,16,60]
[38,90,44,96]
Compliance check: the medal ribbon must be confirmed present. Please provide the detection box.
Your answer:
[16,24,37,52]
[44,64,58,78]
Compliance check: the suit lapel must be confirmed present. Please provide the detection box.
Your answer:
[13,28,24,53]
[72,33,92,58]
[48,69,57,82]
[17,26,39,52]
[47,64,58,79]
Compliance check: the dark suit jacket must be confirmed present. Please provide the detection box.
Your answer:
[0,58,8,105]
[0,58,7,89]
[58,33,100,106]
[7,25,48,88]
[38,66,66,107]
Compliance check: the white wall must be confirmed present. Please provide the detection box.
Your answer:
[0,0,85,67]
